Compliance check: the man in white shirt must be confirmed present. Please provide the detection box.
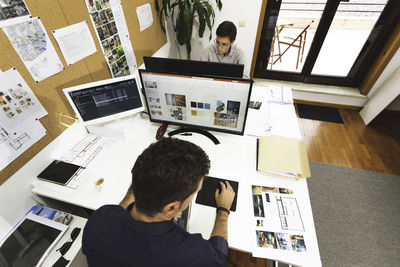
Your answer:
[200,21,248,78]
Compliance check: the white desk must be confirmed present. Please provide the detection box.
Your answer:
[30,85,321,266]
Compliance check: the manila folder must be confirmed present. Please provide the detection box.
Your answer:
[257,136,310,178]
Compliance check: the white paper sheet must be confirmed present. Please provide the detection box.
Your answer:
[0,68,47,129]
[0,119,47,172]
[0,68,48,171]
[2,17,64,82]
[250,182,321,266]
[136,3,153,31]
[52,21,96,65]
[0,0,31,28]
[84,0,137,77]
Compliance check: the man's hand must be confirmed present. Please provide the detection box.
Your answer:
[215,181,235,210]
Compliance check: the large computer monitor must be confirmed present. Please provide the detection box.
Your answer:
[63,75,144,126]
[139,69,253,138]
[143,56,244,78]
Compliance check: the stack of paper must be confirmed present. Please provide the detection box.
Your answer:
[256,136,310,178]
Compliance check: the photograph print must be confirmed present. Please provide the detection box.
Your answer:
[252,194,265,217]
[276,232,292,251]
[256,231,277,249]
[0,0,29,22]
[165,93,186,107]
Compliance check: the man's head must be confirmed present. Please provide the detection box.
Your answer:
[216,21,237,55]
[131,138,210,217]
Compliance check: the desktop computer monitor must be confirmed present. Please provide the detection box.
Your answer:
[139,69,253,136]
[143,56,244,78]
[63,75,144,126]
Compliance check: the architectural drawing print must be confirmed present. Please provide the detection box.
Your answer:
[3,17,64,81]
[9,132,30,150]
[276,196,304,231]
[4,18,46,61]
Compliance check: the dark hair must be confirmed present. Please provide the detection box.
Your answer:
[131,138,210,217]
[216,21,237,42]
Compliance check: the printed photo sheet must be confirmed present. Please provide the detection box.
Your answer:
[85,0,137,77]
[0,68,47,129]
[250,183,319,266]
[0,0,31,27]
[3,17,64,82]
[52,21,97,66]
[0,68,48,171]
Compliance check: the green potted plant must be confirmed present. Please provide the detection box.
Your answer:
[155,0,223,59]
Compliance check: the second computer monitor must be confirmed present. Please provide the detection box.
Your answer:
[139,69,252,136]
[143,56,244,78]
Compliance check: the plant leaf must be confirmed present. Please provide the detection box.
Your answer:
[215,0,222,11]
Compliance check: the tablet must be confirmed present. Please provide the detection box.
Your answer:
[37,160,81,185]
[195,176,239,211]
[0,213,68,267]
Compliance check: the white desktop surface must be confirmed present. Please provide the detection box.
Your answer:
[30,86,321,266]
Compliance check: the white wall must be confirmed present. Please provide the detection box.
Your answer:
[368,48,400,98]
[166,0,263,76]
[360,65,400,124]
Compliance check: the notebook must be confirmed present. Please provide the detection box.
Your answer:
[37,160,81,185]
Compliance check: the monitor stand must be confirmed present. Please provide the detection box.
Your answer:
[167,128,220,145]
[85,116,137,140]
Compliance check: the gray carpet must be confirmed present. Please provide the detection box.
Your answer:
[308,161,400,267]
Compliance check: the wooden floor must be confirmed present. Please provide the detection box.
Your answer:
[228,107,400,267]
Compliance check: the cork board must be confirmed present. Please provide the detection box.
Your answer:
[0,0,167,185]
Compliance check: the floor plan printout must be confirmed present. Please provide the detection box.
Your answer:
[0,68,47,171]
[251,183,318,266]
[3,17,63,82]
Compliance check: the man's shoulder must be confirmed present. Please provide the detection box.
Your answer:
[231,44,244,55]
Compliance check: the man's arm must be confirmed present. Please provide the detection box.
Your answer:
[210,181,235,240]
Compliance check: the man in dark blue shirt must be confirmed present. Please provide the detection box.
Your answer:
[82,137,235,267]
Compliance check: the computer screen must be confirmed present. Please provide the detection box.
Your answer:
[143,56,244,78]
[63,75,144,126]
[139,70,253,135]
